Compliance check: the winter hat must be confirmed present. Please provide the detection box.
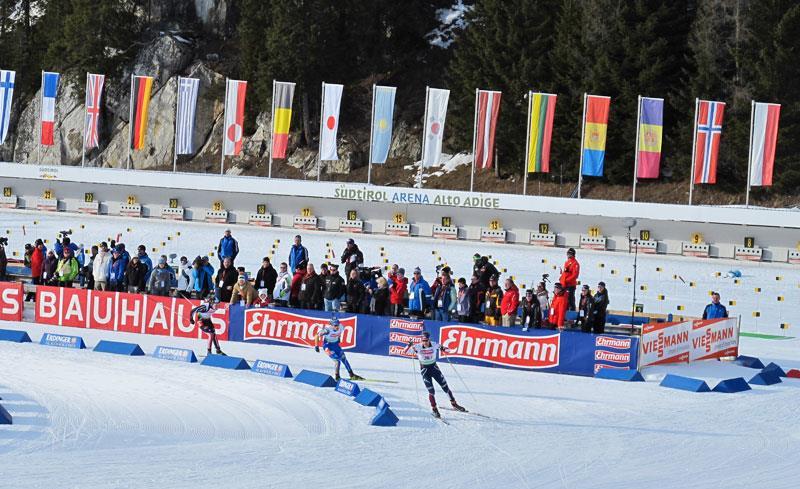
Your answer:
[398,268,405,276]
[413,267,422,274]
[598,281,606,287]
[567,248,576,256]
[347,238,355,245]
[158,256,167,265]
[258,288,268,298]
[526,289,534,295]
[472,253,481,261]
[554,282,563,289]
[582,284,590,290]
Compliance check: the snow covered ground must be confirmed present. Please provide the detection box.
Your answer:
[0,320,798,489]
[1,209,798,333]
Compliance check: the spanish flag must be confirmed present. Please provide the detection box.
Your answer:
[129,75,153,150]
[526,92,557,173]
[271,81,295,159]
[581,94,611,177]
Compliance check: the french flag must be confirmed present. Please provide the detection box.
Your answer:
[40,71,60,146]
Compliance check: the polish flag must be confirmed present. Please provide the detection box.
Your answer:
[40,72,60,146]
[748,102,780,187]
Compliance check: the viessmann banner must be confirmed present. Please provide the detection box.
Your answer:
[639,317,739,367]
[6,286,639,377]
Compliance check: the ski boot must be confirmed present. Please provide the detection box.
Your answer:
[334,373,341,382]
[450,399,466,412]
[432,406,441,418]
[348,372,365,381]
[215,348,226,356]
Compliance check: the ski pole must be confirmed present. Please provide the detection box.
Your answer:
[410,356,423,412]
[445,356,478,404]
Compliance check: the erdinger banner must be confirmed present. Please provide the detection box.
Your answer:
[0,282,24,321]
[690,317,739,361]
[34,286,228,340]
[639,320,691,367]
[240,307,356,349]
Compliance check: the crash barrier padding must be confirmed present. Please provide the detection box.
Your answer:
[294,369,336,388]
[659,374,711,393]
[40,332,86,349]
[354,388,384,407]
[371,399,399,427]
[787,369,800,379]
[93,340,145,356]
[735,355,765,369]
[200,355,250,370]
[712,377,751,393]
[335,379,361,397]
[594,368,644,382]
[0,403,11,424]
[0,329,31,343]
[252,359,293,378]
[749,371,782,386]
[762,362,787,377]
[153,346,197,363]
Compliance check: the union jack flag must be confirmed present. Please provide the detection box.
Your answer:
[84,73,105,149]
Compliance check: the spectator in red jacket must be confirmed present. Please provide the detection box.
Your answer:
[389,267,408,317]
[31,239,45,284]
[559,248,580,311]
[549,282,569,329]
[289,265,306,308]
[500,277,520,327]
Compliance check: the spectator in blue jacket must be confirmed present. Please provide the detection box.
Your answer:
[408,267,431,318]
[107,248,127,292]
[54,235,79,259]
[288,235,309,272]
[192,257,213,298]
[136,245,153,285]
[702,292,729,319]
[217,229,239,266]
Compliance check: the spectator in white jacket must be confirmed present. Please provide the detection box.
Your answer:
[92,242,112,291]
[273,261,291,306]
[176,256,194,299]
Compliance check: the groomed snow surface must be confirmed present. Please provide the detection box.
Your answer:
[1,322,799,489]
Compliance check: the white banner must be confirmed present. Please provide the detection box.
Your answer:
[319,83,343,161]
[689,317,739,361]
[421,88,450,167]
[639,321,691,367]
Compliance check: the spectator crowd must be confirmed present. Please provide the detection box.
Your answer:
[9,229,649,333]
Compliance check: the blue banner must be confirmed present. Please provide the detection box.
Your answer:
[370,86,396,164]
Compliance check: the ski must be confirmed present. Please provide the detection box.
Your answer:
[353,378,400,384]
[438,406,495,420]
[432,413,450,425]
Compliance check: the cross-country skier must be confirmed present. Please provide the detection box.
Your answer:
[315,317,364,382]
[190,295,226,356]
[405,331,465,418]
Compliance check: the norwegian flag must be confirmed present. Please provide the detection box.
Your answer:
[84,73,105,149]
[693,100,725,184]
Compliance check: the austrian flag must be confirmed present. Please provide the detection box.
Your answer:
[40,71,60,146]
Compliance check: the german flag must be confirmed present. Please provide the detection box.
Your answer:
[130,75,153,150]
[271,81,295,159]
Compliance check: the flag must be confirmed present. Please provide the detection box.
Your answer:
[749,102,780,187]
[422,88,449,167]
[693,100,724,184]
[474,90,501,170]
[271,81,295,159]
[370,85,396,164]
[223,79,247,156]
[526,92,556,173]
[0,69,15,145]
[84,73,104,150]
[130,75,154,150]
[40,72,60,146]
[581,95,610,176]
[636,97,664,179]
[319,82,343,161]
[175,77,199,155]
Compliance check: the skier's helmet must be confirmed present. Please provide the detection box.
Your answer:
[330,317,340,327]
[421,331,431,340]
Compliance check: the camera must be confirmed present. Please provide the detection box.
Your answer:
[541,273,550,284]
[0,237,7,246]
[358,266,382,281]
[59,230,72,238]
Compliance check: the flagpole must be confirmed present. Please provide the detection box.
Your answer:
[220,78,228,175]
[37,70,43,165]
[127,74,134,170]
[81,73,88,168]
[469,88,479,192]
[632,95,642,202]
[367,84,376,185]
[745,100,755,207]
[317,82,325,182]
[523,91,532,196]
[577,93,588,199]
[173,77,180,172]
[418,86,430,189]
[688,98,699,205]
[269,80,276,179]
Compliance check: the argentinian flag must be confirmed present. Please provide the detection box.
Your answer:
[370,85,396,164]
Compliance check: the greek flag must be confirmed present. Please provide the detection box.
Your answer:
[175,77,199,155]
[0,69,15,145]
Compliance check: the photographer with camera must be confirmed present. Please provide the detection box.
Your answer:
[0,236,8,281]
[54,230,78,259]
